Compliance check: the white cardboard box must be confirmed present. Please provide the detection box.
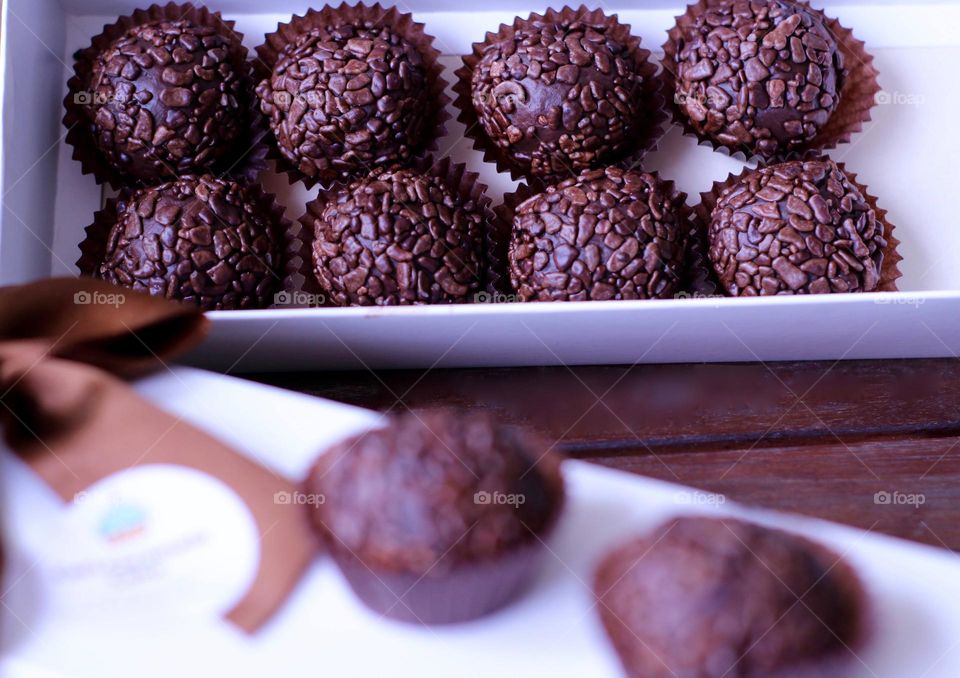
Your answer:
[2,1,959,370]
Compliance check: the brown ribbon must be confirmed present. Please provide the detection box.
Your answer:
[0,278,316,632]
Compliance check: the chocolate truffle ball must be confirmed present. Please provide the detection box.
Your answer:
[80,19,248,182]
[257,22,431,183]
[470,16,647,180]
[309,167,484,306]
[97,176,283,310]
[674,0,844,158]
[708,159,885,295]
[305,411,565,623]
[509,168,689,301]
[594,517,868,678]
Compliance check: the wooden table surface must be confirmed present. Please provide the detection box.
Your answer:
[250,358,960,551]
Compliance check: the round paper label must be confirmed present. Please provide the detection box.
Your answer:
[36,464,261,623]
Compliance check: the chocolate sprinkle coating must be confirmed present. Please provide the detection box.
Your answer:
[470,16,646,181]
[509,168,689,301]
[81,19,248,182]
[708,159,885,295]
[305,411,564,573]
[675,0,844,159]
[256,22,431,183]
[594,516,867,678]
[97,176,283,310]
[309,167,485,306]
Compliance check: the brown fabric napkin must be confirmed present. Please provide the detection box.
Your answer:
[0,278,317,633]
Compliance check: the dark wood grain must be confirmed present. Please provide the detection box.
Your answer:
[249,358,960,550]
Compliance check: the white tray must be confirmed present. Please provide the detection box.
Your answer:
[2,366,960,677]
[2,1,959,370]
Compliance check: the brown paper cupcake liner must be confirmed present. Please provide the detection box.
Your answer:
[483,202,514,299]
[679,216,722,298]
[327,532,552,624]
[453,5,667,186]
[661,0,880,163]
[293,156,496,307]
[320,452,565,625]
[496,170,698,301]
[77,201,117,278]
[76,177,294,309]
[253,2,451,191]
[694,158,901,295]
[63,3,266,189]
[279,218,331,307]
[491,184,537,298]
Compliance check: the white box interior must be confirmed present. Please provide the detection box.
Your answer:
[2,1,960,370]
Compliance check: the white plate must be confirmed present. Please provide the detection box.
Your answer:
[2,1,960,369]
[2,367,960,677]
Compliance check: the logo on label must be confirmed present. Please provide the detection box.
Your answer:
[34,465,260,623]
[97,504,148,543]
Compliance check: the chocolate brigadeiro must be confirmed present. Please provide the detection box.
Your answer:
[664,0,880,160]
[455,7,663,183]
[65,4,258,187]
[304,411,565,624]
[506,168,691,302]
[594,516,870,678]
[255,4,448,187]
[705,158,898,295]
[302,161,489,306]
[78,175,287,310]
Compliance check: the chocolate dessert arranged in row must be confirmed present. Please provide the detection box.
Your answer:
[304,411,565,624]
[595,515,869,677]
[304,165,487,305]
[253,5,448,188]
[708,158,889,296]
[67,2,894,309]
[79,175,286,310]
[457,7,662,184]
[670,0,845,159]
[508,168,690,301]
[64,9,254,186]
